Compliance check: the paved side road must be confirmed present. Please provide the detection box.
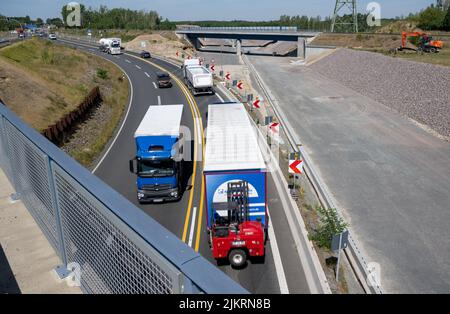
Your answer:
[0,169,81,294]
[247,55,450,293]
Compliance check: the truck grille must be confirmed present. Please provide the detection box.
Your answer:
[141,184,172,191]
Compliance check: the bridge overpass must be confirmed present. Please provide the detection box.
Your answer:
[176,27,320,59]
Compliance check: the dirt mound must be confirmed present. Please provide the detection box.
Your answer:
[376,20,422,34]
[125,33,194,60]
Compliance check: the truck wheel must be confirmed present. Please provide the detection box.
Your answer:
[229,249,247,268]
[429,47,437,53]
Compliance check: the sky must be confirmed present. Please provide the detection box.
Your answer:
[0,0,437,21]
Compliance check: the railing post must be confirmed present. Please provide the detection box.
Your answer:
[0,115,21,200]
[45,156,70,279]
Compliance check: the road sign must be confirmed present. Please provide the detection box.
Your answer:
[225,73,231,80]
[210,64,215,71]
[237,81,243,90]
[232,80,237,86]
[253,99,261,109]
[219,70,224,77]
[269,122,280,134]
[331,230,349,281]
[289,159,303,174]
[265,116,273,125]
[205,63,210,69]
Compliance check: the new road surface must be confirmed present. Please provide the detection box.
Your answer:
[55,38,313,294]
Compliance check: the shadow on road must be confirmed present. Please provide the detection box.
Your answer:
[0,244,21,294]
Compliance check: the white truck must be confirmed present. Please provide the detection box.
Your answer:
[99,38,122,55]
[183,59,214,96]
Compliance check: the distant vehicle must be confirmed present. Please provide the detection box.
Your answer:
[49,33,57,40]
[140,50,151,58]
[398,31,443,53]
[156,72,172,88]
[38,32,44,37]
[18,33,25,39]
[204,102,267,267]
[183,62,214,95]
[129,105,184,203]
[99,38,121,55]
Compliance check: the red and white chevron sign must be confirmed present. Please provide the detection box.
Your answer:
[269,122,279,133]
[225,73,231,80]
[210,64,215,71]
[289,159,303,174]
[252,99,260,108]
[237,82,243,90]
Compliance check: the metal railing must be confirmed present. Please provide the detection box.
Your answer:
[177,26,299,32]
[0,103,247,294]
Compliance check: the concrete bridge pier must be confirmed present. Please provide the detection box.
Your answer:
[236,39,242,55]
[297,37,306,59]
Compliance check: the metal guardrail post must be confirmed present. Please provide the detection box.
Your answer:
[0,116,20,200]
[45,156,70,278]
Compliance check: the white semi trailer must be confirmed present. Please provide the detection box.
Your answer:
[99,38,122,55]
[183,60,214,96]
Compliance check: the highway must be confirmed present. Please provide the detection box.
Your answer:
[55,38,314,294]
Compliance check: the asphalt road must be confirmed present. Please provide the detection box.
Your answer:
[248,54,450,293]
[55,38,312,294]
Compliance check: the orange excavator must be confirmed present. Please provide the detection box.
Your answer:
[399,31,443,53]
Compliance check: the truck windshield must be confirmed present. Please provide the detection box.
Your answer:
[111,42,120,48]
[138,159,175,177]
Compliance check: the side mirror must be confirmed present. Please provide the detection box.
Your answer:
[129,159,137,174]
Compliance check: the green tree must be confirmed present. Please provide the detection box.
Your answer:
[443,6,450,31]
[416,5,446,30]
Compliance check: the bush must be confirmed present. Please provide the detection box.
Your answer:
[96,68,108,80]
[443,7,450,31]
[310,206,348,250]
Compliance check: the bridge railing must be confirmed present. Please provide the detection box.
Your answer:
[177,26,299,32]
[0,103,247,294]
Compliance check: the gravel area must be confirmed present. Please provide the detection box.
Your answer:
[310,48,450,137]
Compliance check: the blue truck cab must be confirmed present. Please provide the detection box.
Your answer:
[129,105,184,203]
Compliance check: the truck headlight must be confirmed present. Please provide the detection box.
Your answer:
[170,191,178,198]
[137,192,145,199]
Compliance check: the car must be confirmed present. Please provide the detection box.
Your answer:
[49,34,57,40]
[140,50,151,58]
[156,72,172,88]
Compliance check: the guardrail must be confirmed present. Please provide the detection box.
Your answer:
[177,26,299,32]
[242,54,383,294]
[0,102,248,294]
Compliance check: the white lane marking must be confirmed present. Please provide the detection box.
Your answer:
[188,207,197,247]
[145,72,150,78]
[157,95,161,106]
[153,82,157,89]
[114,56,120,59]
[125,59,131,63]
[135,64,141,70]
[92,66,134,174]
[216,93,225,103]
[267,208,290,294]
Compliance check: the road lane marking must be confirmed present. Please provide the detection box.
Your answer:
[153,82,157,89]
[145,72,150,78]
[267,208,290,294]
[194,177,205,252]
[157,95,161,106]
[216,93,225,103]
[135,64,141,70]
[188,207,197,247]
[125,59,131,63]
